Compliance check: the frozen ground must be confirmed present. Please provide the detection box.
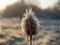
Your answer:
[0,18,60,45]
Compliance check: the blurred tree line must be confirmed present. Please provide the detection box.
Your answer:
[3,1,42,18]
[3,2,27,18]
[2,1,60,19]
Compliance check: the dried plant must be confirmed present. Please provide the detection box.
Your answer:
[21,8,40,45]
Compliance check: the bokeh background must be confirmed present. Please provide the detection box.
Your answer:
[0,0,60,45]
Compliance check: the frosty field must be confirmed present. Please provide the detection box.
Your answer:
[0,18,60,45]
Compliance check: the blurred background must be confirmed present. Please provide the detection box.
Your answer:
[0,0,60,45]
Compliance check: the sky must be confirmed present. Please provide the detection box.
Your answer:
[0,0,59,12]
[0,0,19,11]
[25,0,59,9]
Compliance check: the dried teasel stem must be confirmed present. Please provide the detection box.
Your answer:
[21,8,40,45]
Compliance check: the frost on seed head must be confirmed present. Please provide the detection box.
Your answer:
[21,8,40,36]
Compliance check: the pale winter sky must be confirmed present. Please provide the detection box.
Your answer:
[0,0,59,11]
